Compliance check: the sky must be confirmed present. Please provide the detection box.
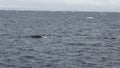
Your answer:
[0,0,120,12]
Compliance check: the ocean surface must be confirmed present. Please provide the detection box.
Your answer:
[0,10,120,68]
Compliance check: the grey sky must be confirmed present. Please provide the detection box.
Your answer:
[0,0,120,12]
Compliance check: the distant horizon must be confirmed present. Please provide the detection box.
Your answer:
[0,0,120,12]
[0,9,120,13]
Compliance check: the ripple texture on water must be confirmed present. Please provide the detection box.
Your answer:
[0,11,120,68]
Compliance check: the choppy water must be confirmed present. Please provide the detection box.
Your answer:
[0,11,120,68]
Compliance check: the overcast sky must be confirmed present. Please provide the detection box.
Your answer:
[0,0,120,12]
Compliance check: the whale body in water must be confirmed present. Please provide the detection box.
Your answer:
[30,35,47,38]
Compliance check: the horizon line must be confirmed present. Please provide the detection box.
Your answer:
[0,9,120,13]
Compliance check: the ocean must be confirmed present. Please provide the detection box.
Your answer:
[0,10,120,68]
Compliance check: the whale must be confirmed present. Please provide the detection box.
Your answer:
[30,35,47,38]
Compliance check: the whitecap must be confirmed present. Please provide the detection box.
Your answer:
[86,17,94,19]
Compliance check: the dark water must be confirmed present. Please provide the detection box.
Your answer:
[0,11,120,68]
